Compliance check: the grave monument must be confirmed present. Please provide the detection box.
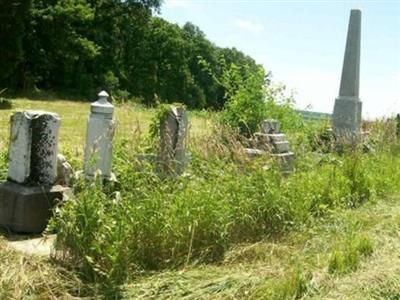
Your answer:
[84,91,115,179]
[0,111,67,233]
[158,106,188,176]
[332,9,362,135]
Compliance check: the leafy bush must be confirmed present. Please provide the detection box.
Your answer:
[219,64,268,136]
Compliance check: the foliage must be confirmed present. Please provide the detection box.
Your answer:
[208,56,303,136]
[218,63,268,136]
[0,1,260,109]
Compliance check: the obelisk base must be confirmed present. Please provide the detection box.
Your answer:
[333,96,362,135]
[0,181,68,233]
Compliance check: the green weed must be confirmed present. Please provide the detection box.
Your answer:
[328,234,374,274]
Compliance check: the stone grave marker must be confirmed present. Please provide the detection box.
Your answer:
[84,91,115,179]
[158,106,188,176]
[0,111,68,233]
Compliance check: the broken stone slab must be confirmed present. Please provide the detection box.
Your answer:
[260,119,280,134]
[0,181,68,233]
[8,111,60,185]
[158,106,189,176]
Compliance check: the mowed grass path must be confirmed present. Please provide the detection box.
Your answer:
[0,98,213,154]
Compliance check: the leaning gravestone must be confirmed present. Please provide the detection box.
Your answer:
[157,106,188,176]
[84,91,115,179]
[332,9,362,136]
[0,111,67,233]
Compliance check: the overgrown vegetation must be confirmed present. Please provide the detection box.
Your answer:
[0,97,399,298]
[43,104,400,297]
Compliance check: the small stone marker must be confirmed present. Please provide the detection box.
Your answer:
[158,106,188,176]
[0,111,67,233]
[332,9,363,135]
[84,91,115,178]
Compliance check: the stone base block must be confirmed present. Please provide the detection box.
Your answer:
[333,96,362,133]
[267,134,286,143]
[0,181,67,233]
[273,141,290,153]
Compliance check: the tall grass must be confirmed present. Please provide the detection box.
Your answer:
[47,116,400,293]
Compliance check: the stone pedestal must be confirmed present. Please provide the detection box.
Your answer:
[84,91,115,178]
[333,96,362,134]
[0,179,67,233]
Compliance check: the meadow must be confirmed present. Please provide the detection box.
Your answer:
[1,98,400,299]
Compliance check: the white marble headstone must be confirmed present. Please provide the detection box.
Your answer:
[84,91,115,178]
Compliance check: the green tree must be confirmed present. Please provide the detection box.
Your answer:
[0,0,31,89]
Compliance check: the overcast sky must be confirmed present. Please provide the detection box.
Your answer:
[160,0,400,119]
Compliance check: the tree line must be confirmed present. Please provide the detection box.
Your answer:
[0,0,264,109]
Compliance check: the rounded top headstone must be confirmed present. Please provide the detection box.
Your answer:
[91,90,114,114]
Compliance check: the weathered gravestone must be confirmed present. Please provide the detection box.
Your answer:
[332,9,362,136]
[84,91,115,179]
[245,119,295,173]
[158,106,188,176]
[0,111,67,233]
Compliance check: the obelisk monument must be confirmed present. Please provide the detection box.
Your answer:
[332,9,362,135]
